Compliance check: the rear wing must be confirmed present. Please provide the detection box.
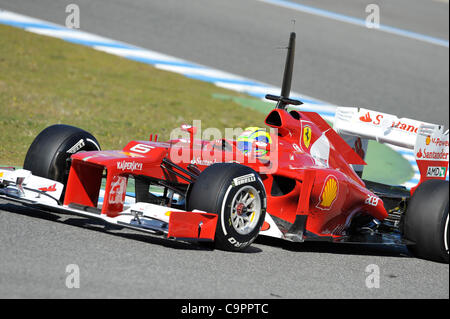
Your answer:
[333,107,449,191]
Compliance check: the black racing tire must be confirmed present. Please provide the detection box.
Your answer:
[23,124,101,198]
[187,163,266,251]
[403,179,449,263]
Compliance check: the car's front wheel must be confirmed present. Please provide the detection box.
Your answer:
[23,124,101,200]
[187,163,266,251]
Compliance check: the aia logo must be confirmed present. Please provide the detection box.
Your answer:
[359,112,383,125]
[38,184,57,192]
[316,175,339,210]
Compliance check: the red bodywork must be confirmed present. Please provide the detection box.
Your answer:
[64,108,389,240]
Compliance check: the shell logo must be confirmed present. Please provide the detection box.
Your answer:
[425,135,431,145]
[316,175,339,210]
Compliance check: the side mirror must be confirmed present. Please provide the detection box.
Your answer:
[181,124,198,136]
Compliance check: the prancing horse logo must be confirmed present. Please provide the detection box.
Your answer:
[303,125,312,149]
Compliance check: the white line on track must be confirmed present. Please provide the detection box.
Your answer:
[255,0,449,48]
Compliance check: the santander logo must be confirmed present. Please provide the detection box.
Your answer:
[359,112,383,125]
[359,112,421,134]
[416,148,449,160]
[359,112,372,123]
[38,183,57,192]
[416,148,423,158]
[390,121,418,134]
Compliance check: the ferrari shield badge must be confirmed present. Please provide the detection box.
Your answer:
[303,125,312,149]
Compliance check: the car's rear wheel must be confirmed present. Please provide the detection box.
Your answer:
[187,163,266,251]
[23,124,101,199]
[402,179,449,263]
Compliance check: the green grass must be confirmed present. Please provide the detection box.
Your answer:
[0,24,265,165]
[363,140,413,185]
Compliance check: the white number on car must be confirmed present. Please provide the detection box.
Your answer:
[365,195,380,207]
[130,144,155,154]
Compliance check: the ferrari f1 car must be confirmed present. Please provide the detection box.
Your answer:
[1,33,448,263]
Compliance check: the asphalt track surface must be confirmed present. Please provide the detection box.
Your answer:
[0,0,448,299]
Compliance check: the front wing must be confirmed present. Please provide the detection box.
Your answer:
[0,168,218,242]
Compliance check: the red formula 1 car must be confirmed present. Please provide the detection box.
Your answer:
[1,33,448,263]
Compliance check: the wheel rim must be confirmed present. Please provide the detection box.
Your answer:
[230,186,261,235]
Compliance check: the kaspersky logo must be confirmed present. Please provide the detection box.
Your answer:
[316,175,339,210]
[116,161,143,172]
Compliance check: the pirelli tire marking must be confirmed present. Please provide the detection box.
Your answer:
[227,237,251,249]
[232,173,256,187]
[67,138,100,154]
[66,139,86,154]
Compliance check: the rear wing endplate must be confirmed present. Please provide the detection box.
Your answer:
[333,107,449,190]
